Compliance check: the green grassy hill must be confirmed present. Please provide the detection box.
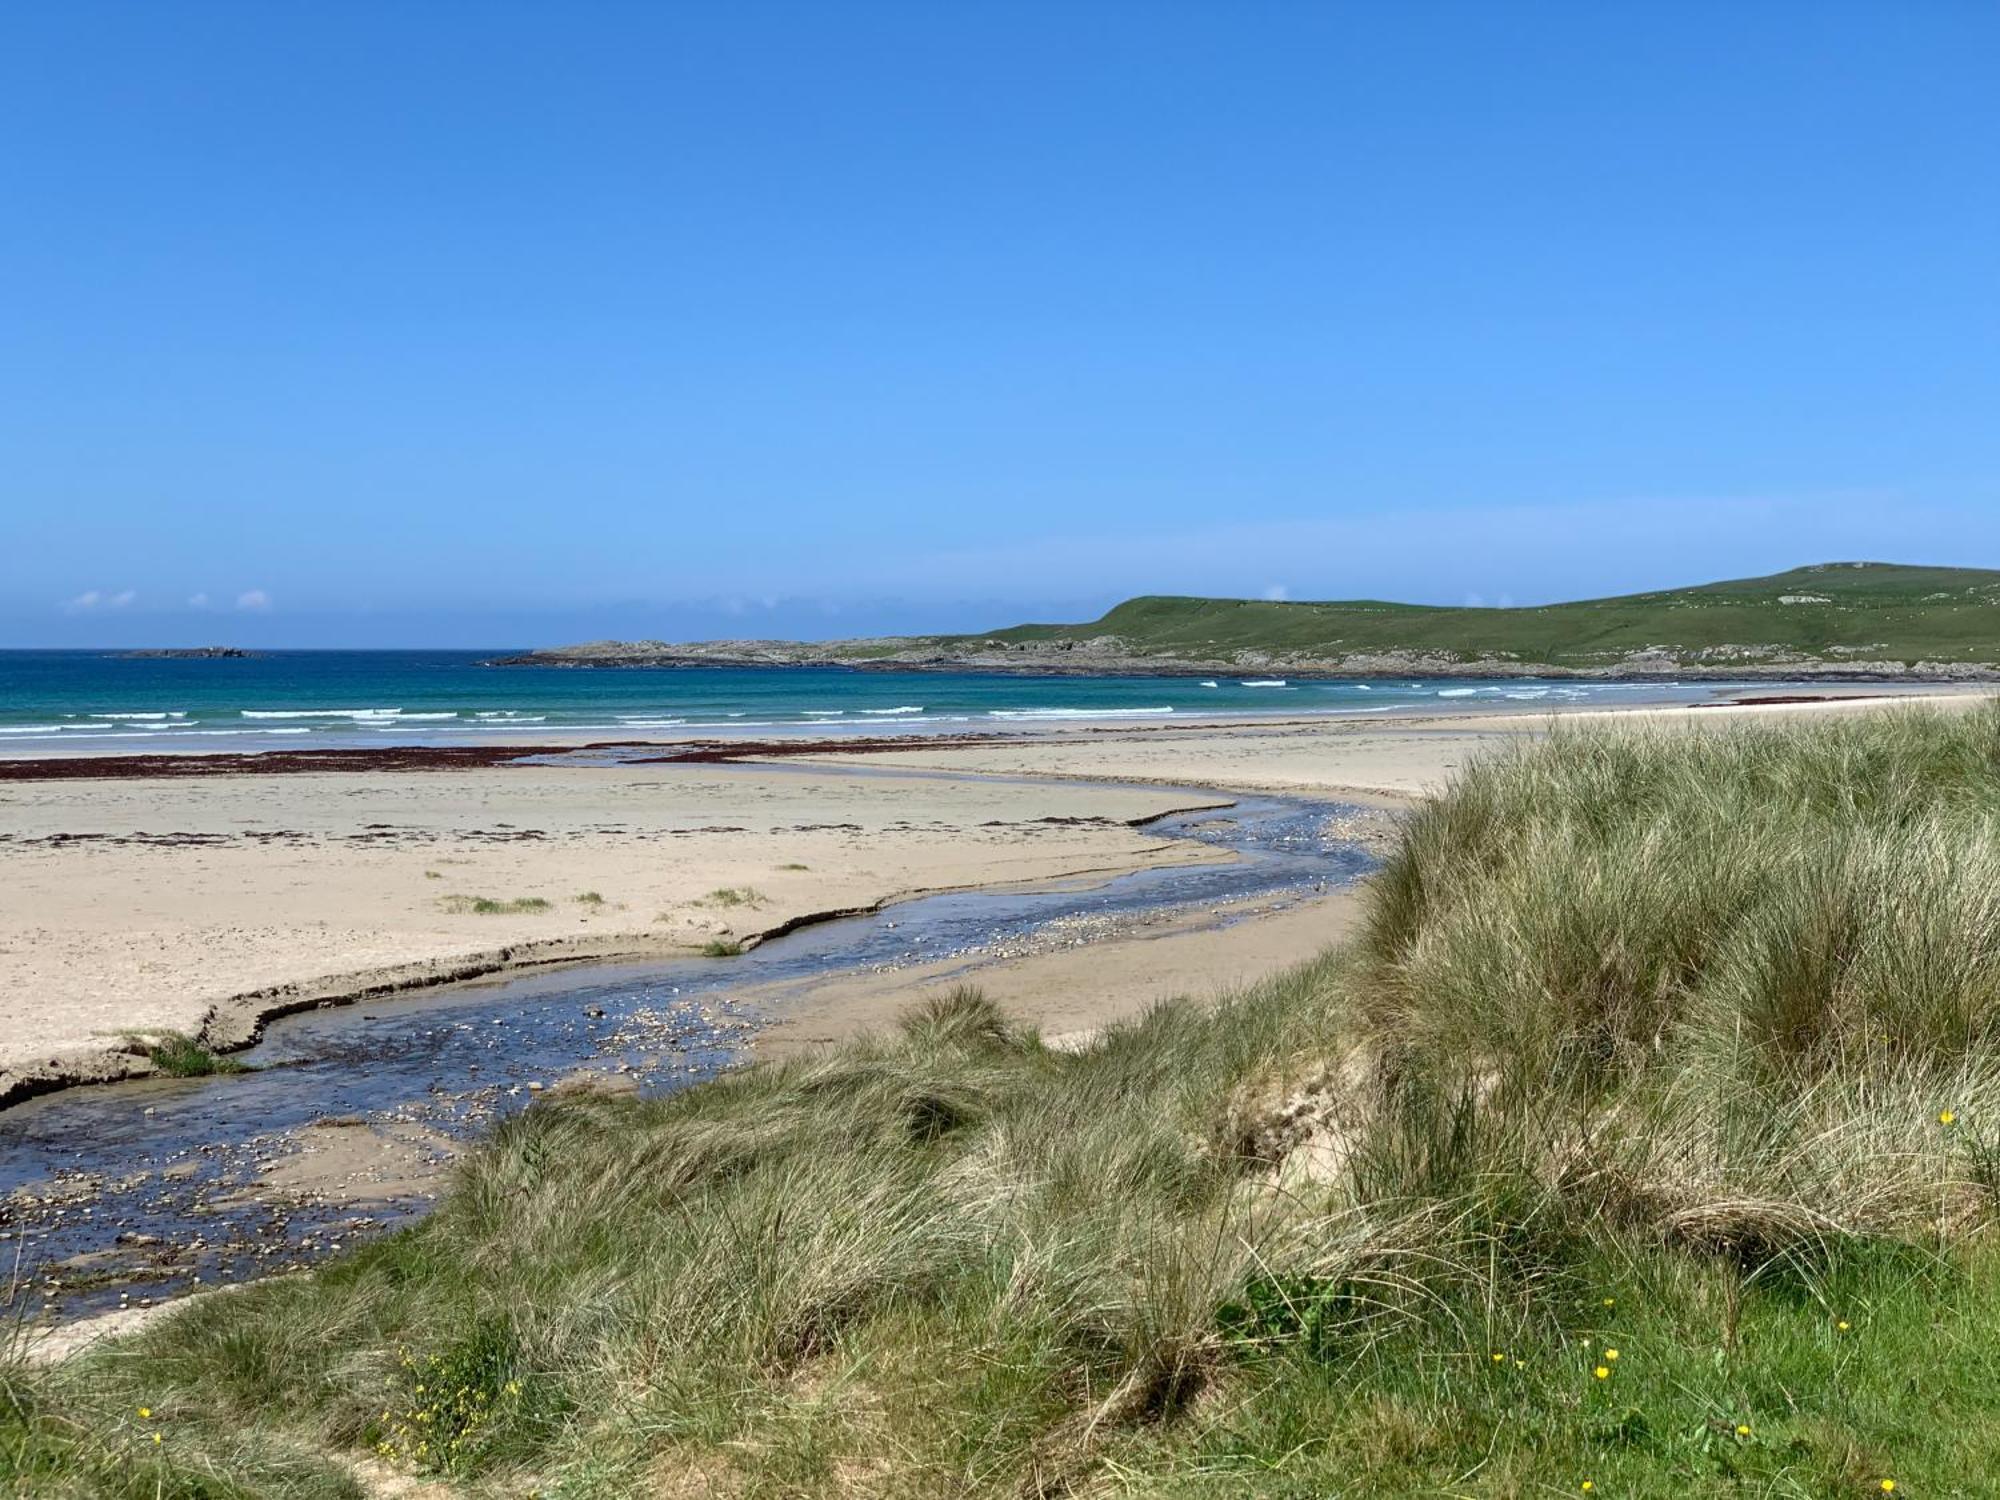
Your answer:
[948,561,2000,671]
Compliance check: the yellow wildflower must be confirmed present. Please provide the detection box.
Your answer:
[1594,1365,1610,1380]
[1602,1297,1615,1308]
[1837,1320,1851,1332]
[1604,1348,1619,1361]
[1881,1483,1896,1494]
[1581,1484,1594,1494]
[1736,1424,1751,1437]
[151,1433,162,1445]
[1492,1352,1505,1364]
[1941,1110,1958,1126]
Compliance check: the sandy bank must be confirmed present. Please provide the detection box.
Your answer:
[0,761,1226,1103]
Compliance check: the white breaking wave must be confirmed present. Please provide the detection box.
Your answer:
[862,706,924,715]
[0,725,68,735]
[987,708,1174,722]
[1240,679,1288,688]
[241,708,404,719]
[1199,680,1219,688]
[89,711,186,720]
[1436,688,1479,697]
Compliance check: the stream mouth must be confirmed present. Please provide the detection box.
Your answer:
[0,786,1379,1327]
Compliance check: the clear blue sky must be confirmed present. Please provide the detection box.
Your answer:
[4,1,1997,647]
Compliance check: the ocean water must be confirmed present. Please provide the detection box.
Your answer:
[0,649,1767,755]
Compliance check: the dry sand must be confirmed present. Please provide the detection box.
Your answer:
[0,761,1228,1098]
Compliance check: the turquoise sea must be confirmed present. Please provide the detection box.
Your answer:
[0,650,1780,755]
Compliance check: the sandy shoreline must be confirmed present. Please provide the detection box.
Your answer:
[2,688,1988,1109]
[0,761,1237,1104]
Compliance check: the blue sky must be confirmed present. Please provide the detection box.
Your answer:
[4,1,1997,647]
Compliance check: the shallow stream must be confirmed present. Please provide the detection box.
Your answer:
[0,782,1378,1325]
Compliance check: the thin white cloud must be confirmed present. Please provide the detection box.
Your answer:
[235,589,272,611]
[188,592,211,609]
[63,588,135,612]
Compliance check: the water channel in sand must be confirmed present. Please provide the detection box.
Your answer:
[1,781,1380,1326]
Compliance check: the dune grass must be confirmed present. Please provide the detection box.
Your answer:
[15,703,2000,1497]
[139,1033,246,1078]
[437,895,554,916]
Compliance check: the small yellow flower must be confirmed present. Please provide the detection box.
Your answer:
[151,1433,162,1445]
[1837,1320,1851,1332]
[1941,1110,1958,1126]
[1602,1297,1616,1308]
[1604,1348,1620,1361]
[137,1408,151,1419]
[1736,1424,1751,1437]
[504,1380,522,1396]
[1881,1483,1896,1494]
[1492,1352,1505,1363]
[1582,1484,1594,1494]
[1594,1365,1611,1380]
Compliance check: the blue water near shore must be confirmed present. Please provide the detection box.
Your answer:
[0,649,1764,754]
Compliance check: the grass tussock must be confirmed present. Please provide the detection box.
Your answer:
[437,894,553,916]
[24,701,2000,1497]
[139,1033,246,1078]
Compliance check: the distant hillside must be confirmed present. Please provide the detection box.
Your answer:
[491,563,2000,679]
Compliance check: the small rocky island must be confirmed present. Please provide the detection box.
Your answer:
[114,646,262,660]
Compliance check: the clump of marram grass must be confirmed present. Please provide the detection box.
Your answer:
[35,702,2000,1494]
[139,1032,246,1078]
[436,894,552,915]
[699,937,745,957]
[701,886,764,908]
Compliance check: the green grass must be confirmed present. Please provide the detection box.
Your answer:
[138,1033,246,1078]
[701,886,763,908]
[436,895,553,916]
[699,937,745,957]
[21,704,2000,1497]
[925,561,2000,670]
[573,891,605,906]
